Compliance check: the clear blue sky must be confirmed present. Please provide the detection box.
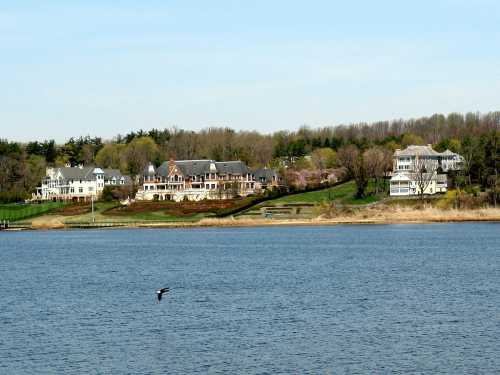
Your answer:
[2,0,500,142]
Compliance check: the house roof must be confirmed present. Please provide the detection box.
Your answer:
[176,160,213,176]
[390,173,411,181]
[103,169,122,178]
[394,145,441,157]
[254,167,278,182]
[103,169,132,184]
[153,160,250,177]
[214,161,250,175]
[143,163,156,175]
[440,149,457,156]
[395,145,463,160]
[57,166,103,180]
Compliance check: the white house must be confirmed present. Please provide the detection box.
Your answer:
[390,172,447,196]
[33,166,131,202]
[136,159,256,202]
[390,145,462,197]
[393,145,463,173]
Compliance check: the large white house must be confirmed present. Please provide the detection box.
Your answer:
[390,172,448,196]
[136,159,256,201]
[33,166,131,202]
[393,145,463,173]
[390,145,463,197]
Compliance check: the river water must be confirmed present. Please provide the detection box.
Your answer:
[1,223,499,374]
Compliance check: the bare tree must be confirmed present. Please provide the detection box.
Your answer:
[337,145,358,179]
[80,144,96,165]
[486,131,499,207]
[413,157,437,201]
[122,137,159,181]
[95,143,125,169]
[363,146,392,194]
[460,137,476,187]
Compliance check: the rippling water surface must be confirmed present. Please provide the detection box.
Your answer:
[1,223,499,374]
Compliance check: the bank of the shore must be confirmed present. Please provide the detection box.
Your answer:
[4,206,499,231]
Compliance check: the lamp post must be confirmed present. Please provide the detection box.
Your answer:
[91,194,95,223]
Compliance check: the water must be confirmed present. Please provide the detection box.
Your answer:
[1,224,499,374]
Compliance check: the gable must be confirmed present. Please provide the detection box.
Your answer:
[168,165,184,177]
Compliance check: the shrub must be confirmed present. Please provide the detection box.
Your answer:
[101,186,114,202]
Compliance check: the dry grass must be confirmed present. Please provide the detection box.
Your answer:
[31,215,66,229]
[320,205,500,224]
[149,206,500,227]
[23,205,500,229]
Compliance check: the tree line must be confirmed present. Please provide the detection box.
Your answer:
[0,111,498,202]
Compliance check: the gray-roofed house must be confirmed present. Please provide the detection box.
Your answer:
[390,144,462,196]
[136,159,256,201]
[103,169,132,186]
[33,165,131,201]
[393,144,463,173]
[253,167,283,191]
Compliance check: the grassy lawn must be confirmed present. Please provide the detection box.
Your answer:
[0,202,68,221]
[266,180,383,206]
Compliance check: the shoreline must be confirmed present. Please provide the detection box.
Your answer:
[5,207,500,231]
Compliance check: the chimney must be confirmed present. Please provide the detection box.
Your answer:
[168,158,176,174]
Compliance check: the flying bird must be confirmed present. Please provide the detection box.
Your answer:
[156,287,170,301]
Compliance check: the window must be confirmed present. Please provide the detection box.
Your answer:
[70,187,74,193]
[79,187,83,193]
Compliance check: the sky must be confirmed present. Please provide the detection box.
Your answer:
[1,0,500,142]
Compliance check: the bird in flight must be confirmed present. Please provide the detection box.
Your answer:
[156,287,170,301]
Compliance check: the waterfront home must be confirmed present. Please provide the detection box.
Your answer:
[136,159,255,201]
[390,145,462,197]
[33,166,131,202]
[393,144,463,173]
[390,172,447,196]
